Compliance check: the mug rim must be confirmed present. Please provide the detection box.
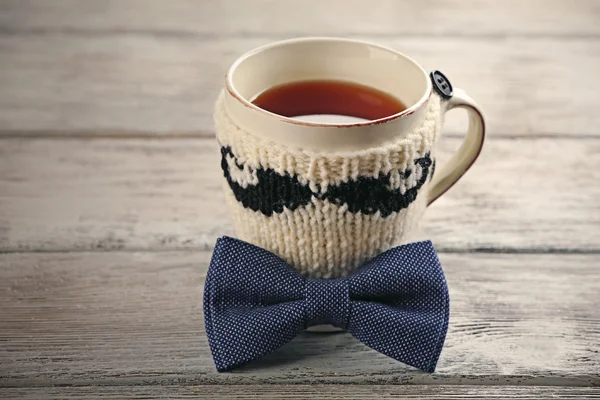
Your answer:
[225,37,433,128]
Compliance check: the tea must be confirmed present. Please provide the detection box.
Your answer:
[251,80,406,123]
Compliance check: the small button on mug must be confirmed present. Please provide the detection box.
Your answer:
[430,70,453,99]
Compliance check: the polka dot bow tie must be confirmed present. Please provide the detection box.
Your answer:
[204,236,449,373]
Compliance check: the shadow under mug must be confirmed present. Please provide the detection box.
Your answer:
[216,37,485,279]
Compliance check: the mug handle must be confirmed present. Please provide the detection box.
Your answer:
[427,88,486,205]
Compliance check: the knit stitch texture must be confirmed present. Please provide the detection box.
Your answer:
[215,92,446,278]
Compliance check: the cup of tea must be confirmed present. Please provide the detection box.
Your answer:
[215,37,485,278]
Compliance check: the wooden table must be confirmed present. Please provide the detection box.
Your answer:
[1,1,599,398]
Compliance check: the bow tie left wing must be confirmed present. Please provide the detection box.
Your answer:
[204,237,306,371]
[346,241,449,372]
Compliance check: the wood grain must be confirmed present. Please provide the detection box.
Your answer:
[2,385,600,399]
[1,0,599,37]
[1,137,598,253]
[1,251,598,387]
[1,1,599,394]
[0,35,598,136]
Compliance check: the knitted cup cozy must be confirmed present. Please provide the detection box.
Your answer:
[215,92,447,278]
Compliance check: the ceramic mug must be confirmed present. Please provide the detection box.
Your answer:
[215,37,485,279]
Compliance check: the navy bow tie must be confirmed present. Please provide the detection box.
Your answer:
[204,236,449,373]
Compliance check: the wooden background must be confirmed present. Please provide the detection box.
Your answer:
[0,1,599,398]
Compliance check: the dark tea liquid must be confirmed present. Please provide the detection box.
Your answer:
[251,80,406,122]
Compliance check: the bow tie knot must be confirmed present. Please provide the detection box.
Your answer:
[305,278,350,329]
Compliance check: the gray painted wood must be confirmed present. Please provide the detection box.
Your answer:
[1,0,599,37]
[1,251,598,387]
[1,34,598,136]
[1,1,599,396]
[2,385,600,399]
[1,137,598,253]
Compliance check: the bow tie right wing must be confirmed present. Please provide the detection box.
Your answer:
[346,241,450,372]
[204,237,306,371]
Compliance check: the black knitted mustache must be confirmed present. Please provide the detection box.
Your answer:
[221,146,434,218]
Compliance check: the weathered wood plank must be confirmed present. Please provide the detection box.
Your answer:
[1,0,598,37]
[2,385,600,399]
[0,35,598,136]
[1,137,598,253]
[0,251,598,386]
